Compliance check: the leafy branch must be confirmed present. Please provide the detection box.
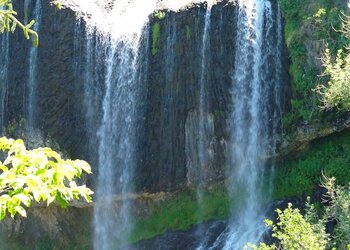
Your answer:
[0,137,93,220]
[0,0,39,47]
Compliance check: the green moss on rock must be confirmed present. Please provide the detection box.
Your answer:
[278,0,348,128]
[274,129,350,199]
[131,184,230,243]
[151,22,161,55]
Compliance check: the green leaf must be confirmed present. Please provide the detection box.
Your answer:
[14,193,31,207]
[56,192,68,208]
[0,136,93,220]
[74,160,91,174]
[0,204,6,220]
[0,165,8,172]
[15,205,27,217]
[26,20,35,29]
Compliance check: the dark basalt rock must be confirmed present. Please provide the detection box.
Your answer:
[130,220,228,250]
[5,1,87,161]
[3,0,288,193]
[137,1,239,192]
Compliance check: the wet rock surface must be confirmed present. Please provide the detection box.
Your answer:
[3,1,243,192]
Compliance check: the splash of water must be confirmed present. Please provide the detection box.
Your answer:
[58,0,218,36]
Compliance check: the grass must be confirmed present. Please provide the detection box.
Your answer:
[131,184,231,243]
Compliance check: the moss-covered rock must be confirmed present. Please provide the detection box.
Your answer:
[274,129,350,199]
[279,0,349,128]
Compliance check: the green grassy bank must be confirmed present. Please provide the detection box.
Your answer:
[131,129,350,243]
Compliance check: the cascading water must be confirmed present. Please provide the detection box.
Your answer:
[196,3,213,249]
[91,4,152,250]
[159,13,177,191]
[261,3,283,195]
[46,0,282,248]
[0,33,9,133]
[24,0,41,131]
[197,2,213,193]
[64,1,156,249]
[220,0,282,248]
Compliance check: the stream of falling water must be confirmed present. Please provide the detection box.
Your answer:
[24,0,41,131]
[0,33,9,134]
[221,0,282,248]
[58,0,282,248]
[68,1,156,249]
[198,2,213,194]
[196,3,213,249]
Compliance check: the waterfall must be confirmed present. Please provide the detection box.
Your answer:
[196,3,213,249]
[0,33,9,134]
[67,1,156,249]
[198,3,212,191]
[221,0,282,248]
[93,36,145,249]
[73,18,83,75]
[51,0,283,248]
[160,13,177,191]
[24,0,41,131]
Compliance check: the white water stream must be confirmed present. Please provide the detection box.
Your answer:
[0,33,9,134]
[24,0,41,130]
[222,0,282,248]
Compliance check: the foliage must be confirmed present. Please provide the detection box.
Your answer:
[317,48,350,110]
[154,10,166,20]
[0,137,93,220]
[249,176,350,250]
[245,204,328,250]
[0,0,39,47]
[278,0,348,128]
[322,176,350,249]
[316,13,350,110]
[270,203,328,249]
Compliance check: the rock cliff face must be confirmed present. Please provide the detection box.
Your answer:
[138,2,239,191]
[2,0,289,193]
[1,0,348,248]
[4,1,87,158]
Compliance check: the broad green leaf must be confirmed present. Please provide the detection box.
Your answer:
[0,204,6,220]
[0,165,8,172]
[15,205,26,217]
[0,136,92,220]
[74,160,91,174]
[14,193,31,207]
